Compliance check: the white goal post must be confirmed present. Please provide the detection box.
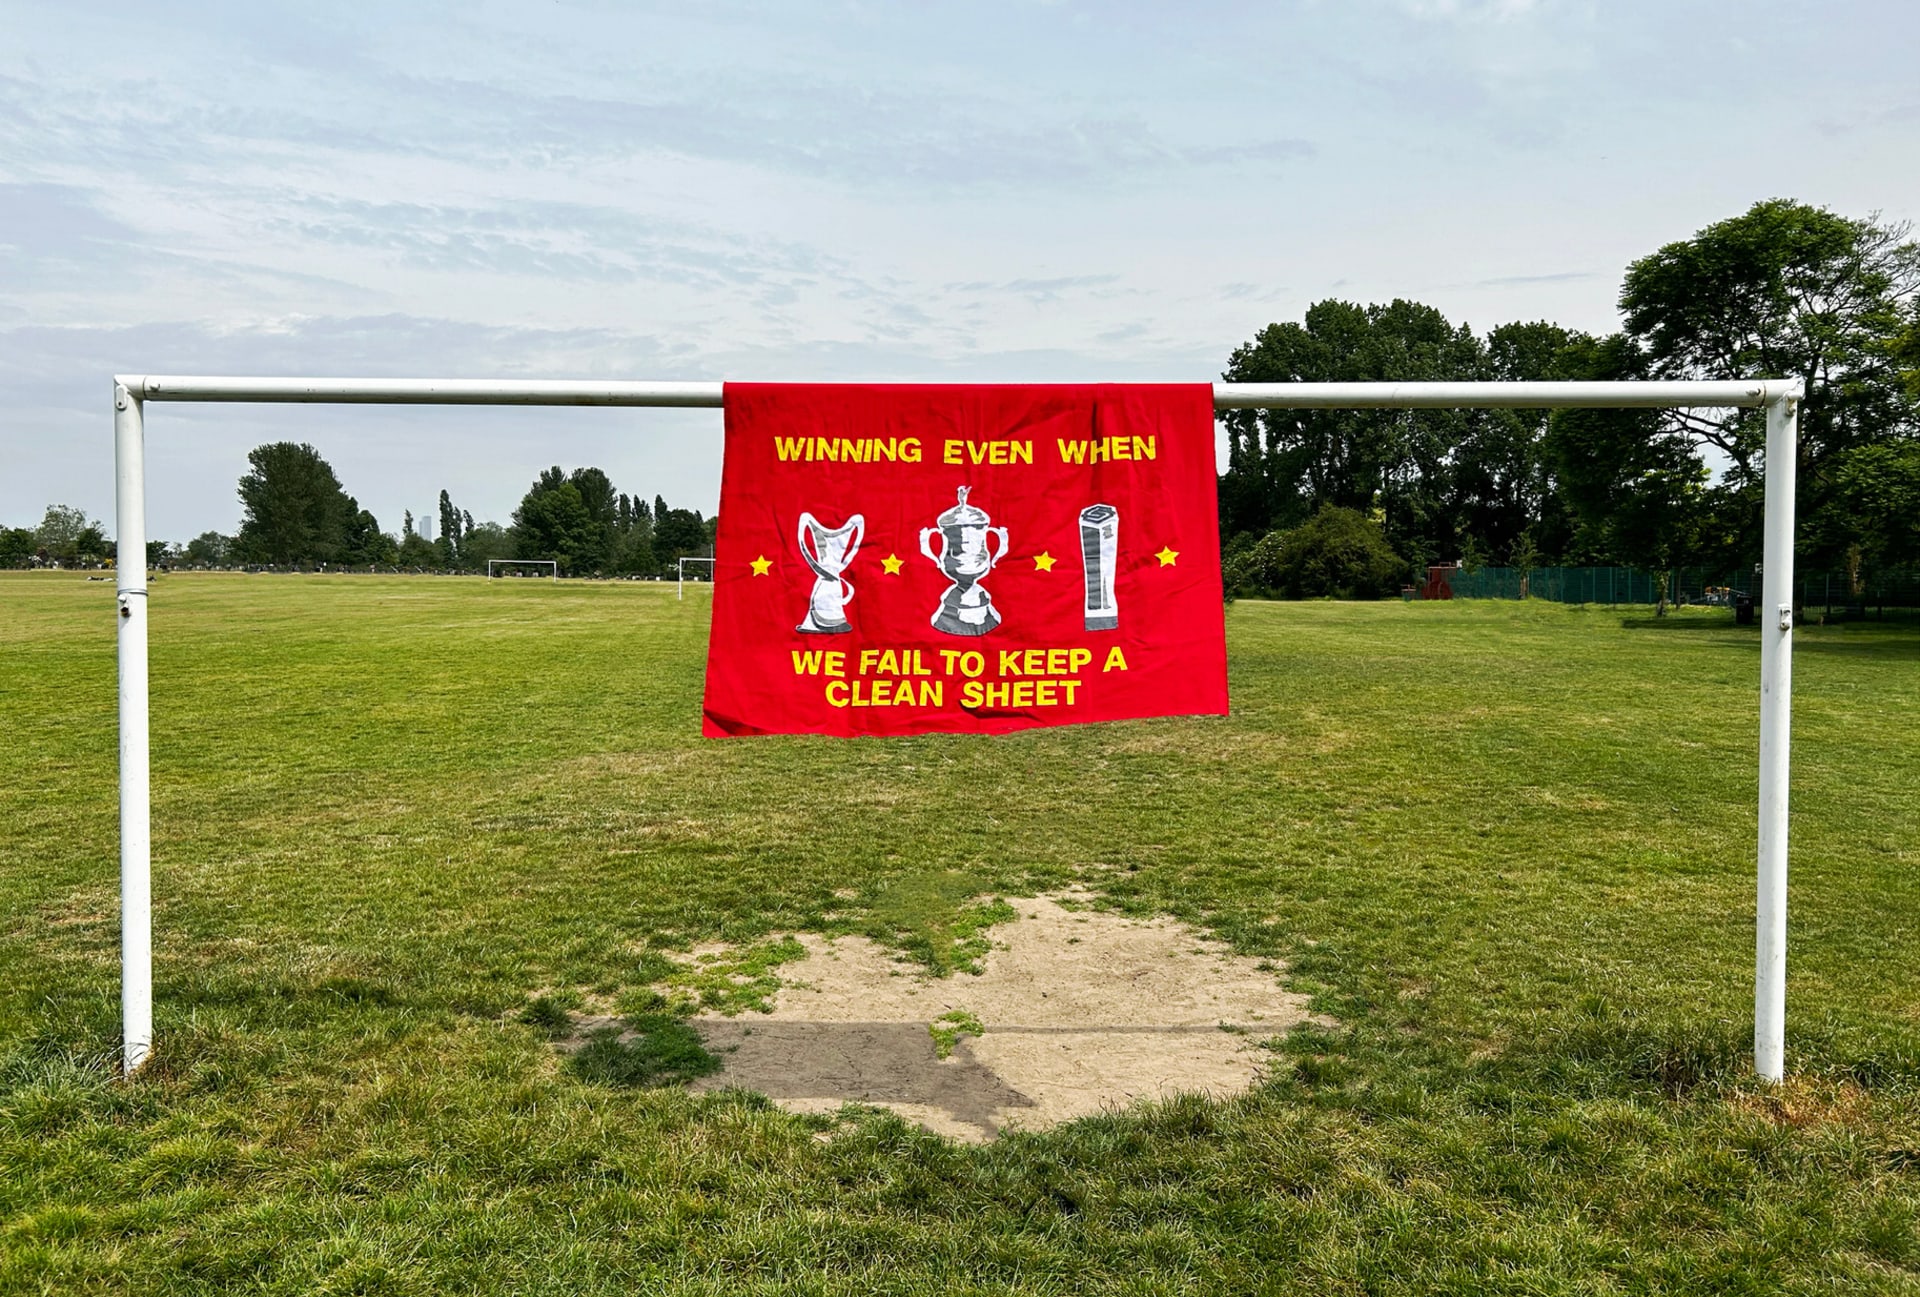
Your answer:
[678,555,715,600]
[488,559,558,582]
[109,375,1804,1082]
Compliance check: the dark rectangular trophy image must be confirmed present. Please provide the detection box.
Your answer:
[1079,503,1118,631]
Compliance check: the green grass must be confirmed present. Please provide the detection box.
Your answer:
[2,570,1917,1294]
[930,1010,986,1060]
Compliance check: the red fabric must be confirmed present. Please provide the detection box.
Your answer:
[702,384,1227,737]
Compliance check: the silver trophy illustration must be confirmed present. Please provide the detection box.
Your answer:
[1079,504,1119,631]
[795,511,865,634]
[919,486,1008,636]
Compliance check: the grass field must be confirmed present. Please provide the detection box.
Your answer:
[3,570,1918,1294]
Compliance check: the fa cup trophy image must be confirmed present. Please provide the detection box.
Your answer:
[919,486,1008,636]
[795,510,865,634]
[1079,503,1119,631]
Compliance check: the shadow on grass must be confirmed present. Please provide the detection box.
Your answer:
[570,1019,721,1088]
[1617,616,1748,632]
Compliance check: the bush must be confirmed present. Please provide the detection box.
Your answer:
[1225,505,1406,600]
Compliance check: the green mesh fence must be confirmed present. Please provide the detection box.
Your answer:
[1444,566,1920,617]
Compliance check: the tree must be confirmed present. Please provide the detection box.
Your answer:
[1225,505,1407,600]
[341,509,395,567]
[1620,199,1920,565]
[653,506,707,563]
[461,521,512,567]
[437,490,463,567]
[567,468,619,573]
[76,526,108,565]
[1220,299,1558,569]
[612,492,655,574]
[396,507,439,568]
[1815,440,1920,570]
[185,532,232,566]
[34,504,101,565]
[0,527,34,567]
[235,443,355,565]
[511,470,598,574]
[1461,321,1588,563]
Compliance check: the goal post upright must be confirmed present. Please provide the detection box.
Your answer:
[108,373,1802,1081]
[1755,389,1800,1083]
[113,381,153,1075]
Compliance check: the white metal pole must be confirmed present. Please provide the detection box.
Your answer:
[1755,391,1800,1083]
[677,558,684,601]
[113,382,153,1076]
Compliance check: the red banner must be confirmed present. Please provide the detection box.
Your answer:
[702,384,1227,737]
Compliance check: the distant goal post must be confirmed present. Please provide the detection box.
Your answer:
[678,556,715,600]
[488,559,558,582]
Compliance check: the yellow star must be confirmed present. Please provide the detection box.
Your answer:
[881,553,904,575]
[1033,551,1056,572]
[749,555,772,576]
[1155,546,1179,567]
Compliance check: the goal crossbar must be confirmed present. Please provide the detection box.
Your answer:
[108,375,1805,1083]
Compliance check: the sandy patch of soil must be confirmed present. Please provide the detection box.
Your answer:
[691,895,1326,1142]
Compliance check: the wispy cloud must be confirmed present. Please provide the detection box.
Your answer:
[1470,270,1600,288]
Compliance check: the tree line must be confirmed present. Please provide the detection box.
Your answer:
[1220,199,1920,598]
[1,505,114,569]
[206,446,715,576]
[2,452,716,576]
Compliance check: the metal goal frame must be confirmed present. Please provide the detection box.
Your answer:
[486,558,558,582]
[677,555,715,600]
[107,375,1804,1080]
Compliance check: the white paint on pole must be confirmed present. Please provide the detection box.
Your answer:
[108,375,1806,1081]
[114,383,153,1075]
[1755,392,1800,1083]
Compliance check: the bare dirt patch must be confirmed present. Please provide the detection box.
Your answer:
[691,895,1327,1142]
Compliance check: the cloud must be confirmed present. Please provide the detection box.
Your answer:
[1402,0,1543,20]
[1471,270,1599,287]
[245,194,846,291]
[943,275,1124,304]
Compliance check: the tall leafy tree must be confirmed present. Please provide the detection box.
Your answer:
[512,468,597,573]
[461,521,513,567]
[1815,440,1920,570]
[0,526,35,567]
[567,468,619,573]
[343,509,396,567]
[613,493,655,575]
[1620,199,1920,564]
[437,490,462,565]
[1221,299,1511,567]
[235,443,356,564]
[184,532,232,565]
[33,504,101,564]
[653,506,707,562]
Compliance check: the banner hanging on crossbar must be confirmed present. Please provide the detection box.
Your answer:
[702,384,1227,737]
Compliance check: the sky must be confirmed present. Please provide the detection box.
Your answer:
[4,0,1918,542]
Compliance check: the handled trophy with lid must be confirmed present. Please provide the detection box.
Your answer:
[918,486,1007,636]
